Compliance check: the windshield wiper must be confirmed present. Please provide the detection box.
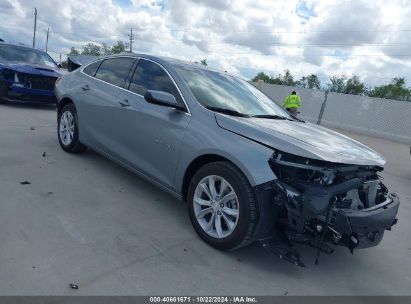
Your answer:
[251,114,290,120]
[206,106,250,117]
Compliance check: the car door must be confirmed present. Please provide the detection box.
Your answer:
[75,57,136,152]
[110,58,191,190]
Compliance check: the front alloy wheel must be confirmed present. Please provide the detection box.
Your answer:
[193,175,240,239]
[188,161,258,250]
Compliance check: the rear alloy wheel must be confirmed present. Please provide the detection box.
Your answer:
[59,111,75,146]
[188,161,258,250]
[57,103,86,153]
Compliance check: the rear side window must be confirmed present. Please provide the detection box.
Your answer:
[129,59,183,104]
[83,60,102,77]
[95,57,135,87]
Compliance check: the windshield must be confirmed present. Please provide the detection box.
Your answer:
[0,45,57,68]
[174,65,291,118]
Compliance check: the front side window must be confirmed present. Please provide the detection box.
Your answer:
[129,59,183,105]
[95,57,135,87]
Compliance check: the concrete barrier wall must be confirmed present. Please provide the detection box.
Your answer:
[252,82,411,144]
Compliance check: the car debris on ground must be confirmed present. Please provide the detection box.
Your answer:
[69,283,79,290]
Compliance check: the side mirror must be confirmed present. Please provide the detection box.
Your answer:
[144,90,185,111]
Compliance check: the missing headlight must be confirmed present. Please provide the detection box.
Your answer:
[264,150,398,264]
[269,150,336,186]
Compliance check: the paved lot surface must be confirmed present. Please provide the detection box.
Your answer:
[0,102,410,295]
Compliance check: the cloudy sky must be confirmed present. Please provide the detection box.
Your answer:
[1,0,411,86]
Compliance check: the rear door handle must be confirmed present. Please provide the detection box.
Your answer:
[118,99,130,107]
[81,84,90,91]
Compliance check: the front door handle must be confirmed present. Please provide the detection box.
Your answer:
[118,99,130,107]
[81,84,90,91]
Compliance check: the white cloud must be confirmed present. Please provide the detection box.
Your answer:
[1,0,411,86]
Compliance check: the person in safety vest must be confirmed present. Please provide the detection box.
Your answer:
[282,91,301,117]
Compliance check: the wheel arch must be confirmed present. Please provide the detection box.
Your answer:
[181,153,253,202]
[57,97,75,115]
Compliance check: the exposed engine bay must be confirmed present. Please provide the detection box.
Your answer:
[253,150,399,267]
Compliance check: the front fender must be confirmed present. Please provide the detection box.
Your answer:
[174,117,276,194]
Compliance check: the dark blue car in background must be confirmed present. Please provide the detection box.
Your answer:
[0,43,62,104]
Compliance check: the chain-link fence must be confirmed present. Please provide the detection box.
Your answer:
[253,82,411,144]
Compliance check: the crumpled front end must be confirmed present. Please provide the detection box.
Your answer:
[0,67,58,103]
[253,150,399,266]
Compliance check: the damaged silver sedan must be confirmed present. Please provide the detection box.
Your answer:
[55,54,399,267]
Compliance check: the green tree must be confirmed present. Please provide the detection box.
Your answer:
[101,43,112,55]
[274,69,295,86]
[297,74,321,89]
[68,47,80,55]
[327,75,347,93]
[369,77,411,101]
[252,72,270,83]
[252,70,296,86]
[344,75,366,95]
[81,43,102,56]
[268,70,296,86]
[111,41,129,54]
[282,70,296,86]
[59,47,80,69]
[327,75,367,95]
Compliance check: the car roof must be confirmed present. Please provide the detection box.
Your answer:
[105,53,218,72]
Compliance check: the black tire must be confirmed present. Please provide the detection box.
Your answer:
[0,81,8,103]
[187,161,258,250]
[57,103,86,153]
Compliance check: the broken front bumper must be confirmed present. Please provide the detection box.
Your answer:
[251,150,401,266]
[5,83,57,103]
[252,178,400,266]
[279,177,400,250]
[333,193,399,249]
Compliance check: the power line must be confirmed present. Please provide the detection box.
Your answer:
[222,42,411,47]
[17,27,411,86]
[207,49,411,57]
[128,27,411,34]
[45,29,411,49]
[41,33,411,58]
[45,28,411,48]
[50,30,124,38]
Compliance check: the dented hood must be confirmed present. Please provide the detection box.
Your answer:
[6,63,62,77]
[215,113,385,166]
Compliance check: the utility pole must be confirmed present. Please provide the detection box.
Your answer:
[45,27,50,53]
[32,8,37,48]
[128,28,134,53]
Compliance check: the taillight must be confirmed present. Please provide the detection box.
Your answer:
[55,77,62,85]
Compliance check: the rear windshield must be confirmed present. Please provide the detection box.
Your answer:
[0,45,57,68]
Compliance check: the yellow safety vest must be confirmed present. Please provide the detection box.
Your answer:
[282,95,302,109]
